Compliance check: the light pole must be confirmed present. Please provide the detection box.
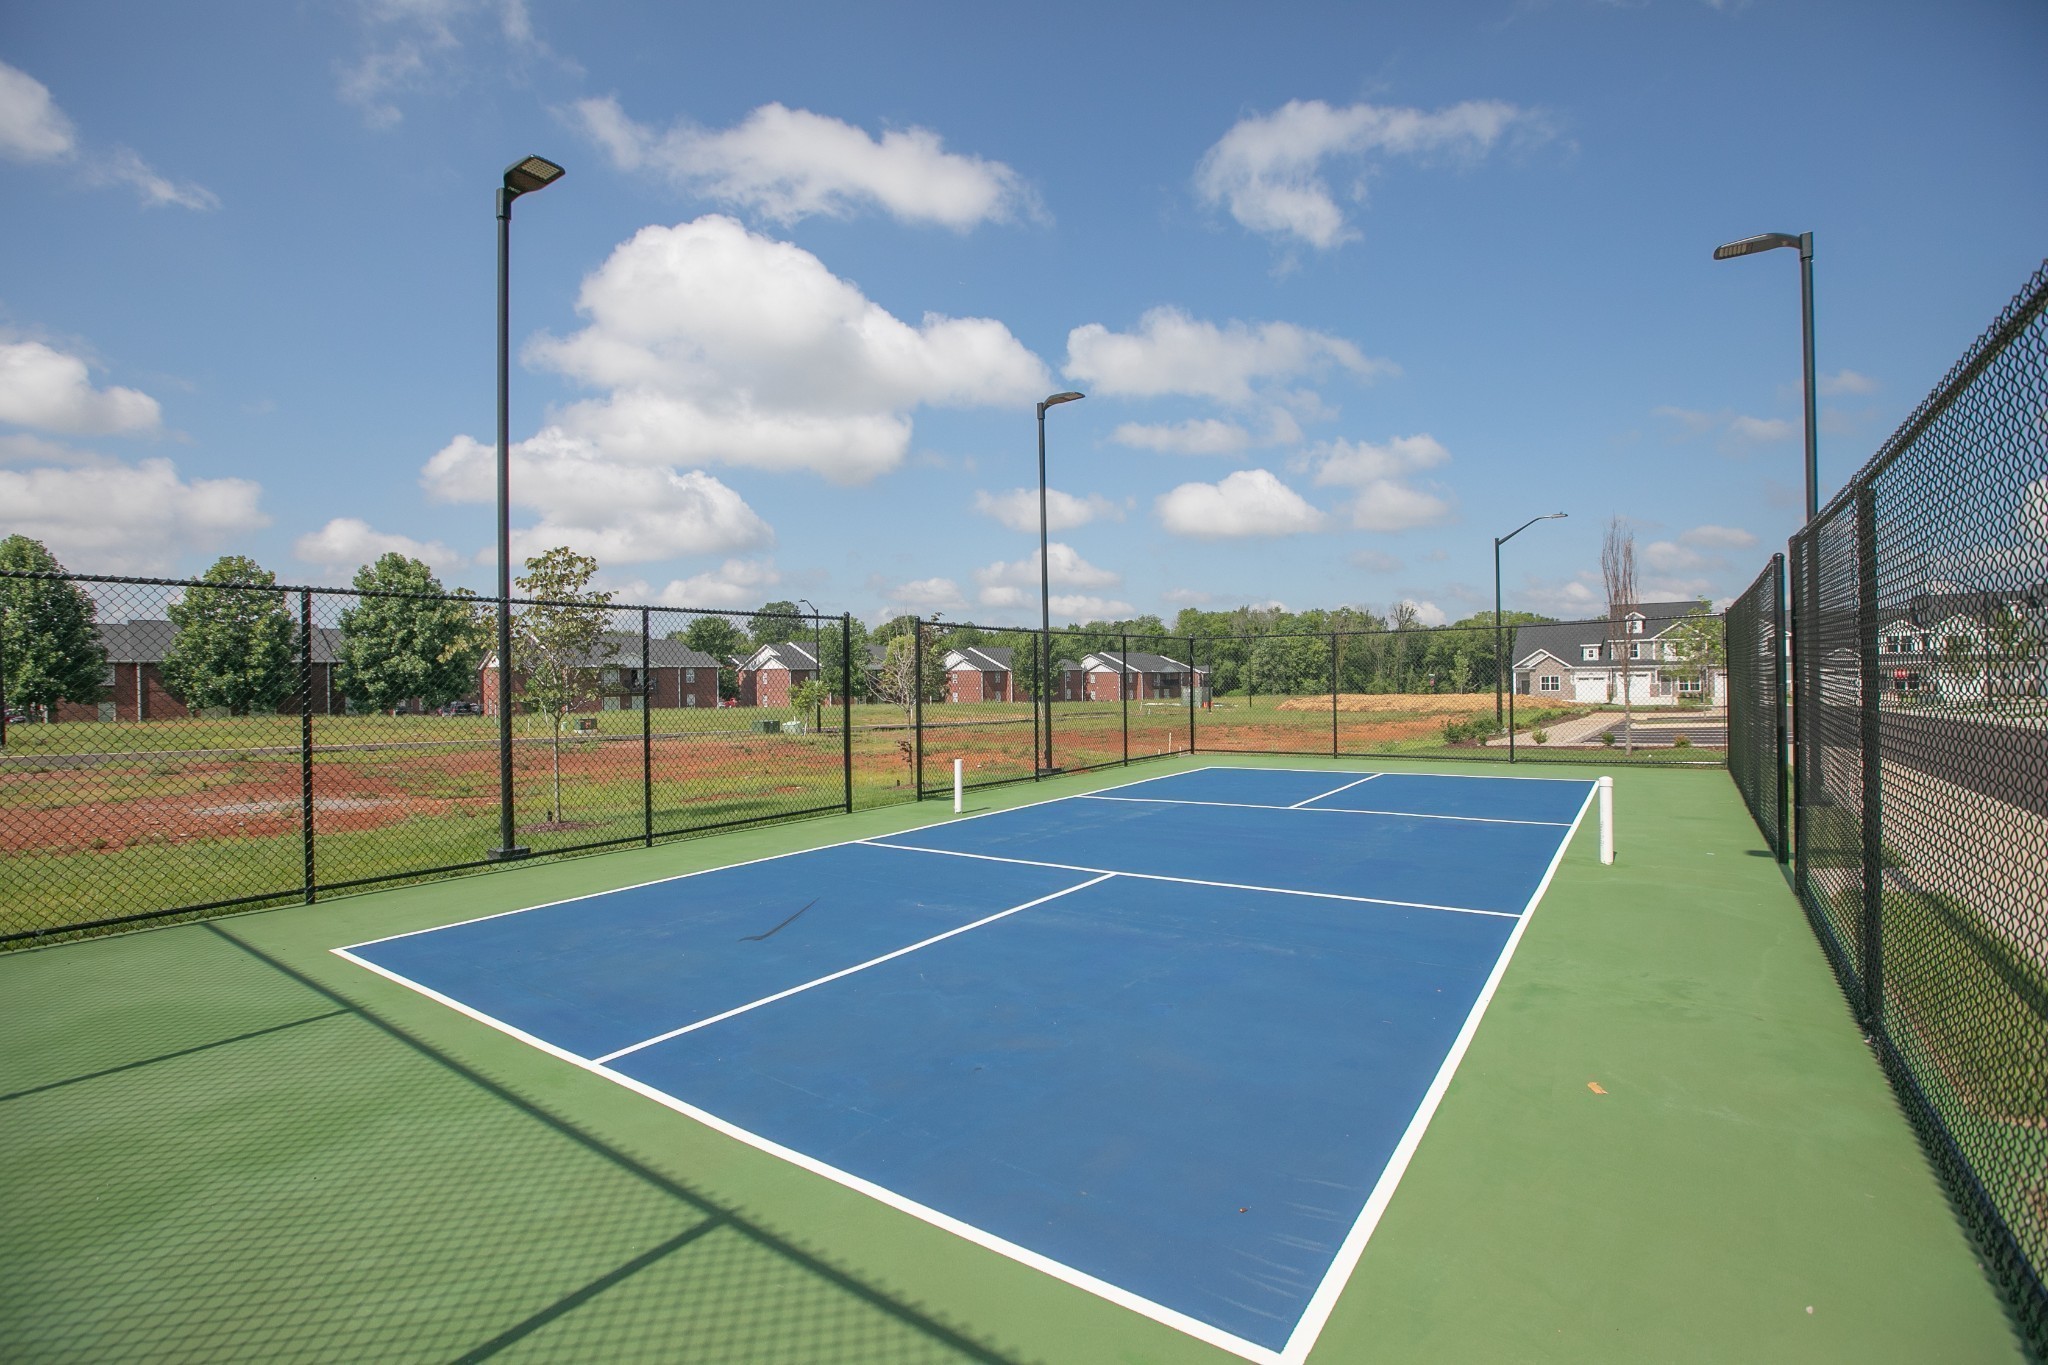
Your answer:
[490,154,565,863]
[1494,513,1567,727]
[1036,390,1084,773]
[797,597,822,728]
[1712,231,1818,523]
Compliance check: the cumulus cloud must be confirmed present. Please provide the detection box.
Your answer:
[1399,599,1448,627]
[1045,593,1135,620]
[293,517,465,579]
[971,487,1122,534]
[1679,524,1756,549]
[571,98,1037,230]
[421,430,772,564]
[1195,97,1550,249]
[1065,306,1390,404]
[338,0,558,130]
[637,557,783,610]
[0,456,267,574]
[1305,434,1454,531]
[885,577,969,614]
[0,60,77,161]
[525,215,1047,484]
[1654,405,1796,447]
[1155,469,1324,540]
[1819,369,1878,397]
[973,542,1123,609]
[0,60,215,208]
[0,341,163,436]
[1111,418,1252,456]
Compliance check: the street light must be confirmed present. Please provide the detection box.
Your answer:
[797,597,822,729]
[1494,513,1567,727]
[491,154,565,863]
[1035,390,1084,773]
[1712,230,1818,523]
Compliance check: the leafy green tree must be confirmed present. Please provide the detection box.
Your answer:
[676,615,746,701]
[161,555,298,715]
[0,536,106,725]
[748,599,804,647]
[790,678,832,727]
[1247,632,1329,697]
[513,547,615,823]
[1664,603,1726,698]
[815,614,872,702]
[335,553,489,712]
[871,618,948,725]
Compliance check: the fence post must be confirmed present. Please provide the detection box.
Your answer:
[1330,633,1339,758]
[1771,552,1790,862]
[913,620,924,800]
[299,589,315,904]
[1790,533,1812,903]
[841,614,853,813]
[641,607,653,848]
[1030,629,1042,779]
[1507,656,1517,764]
[1187,636,1197,754]
[1855,486,1885,1026]
[1121,632,1130,765]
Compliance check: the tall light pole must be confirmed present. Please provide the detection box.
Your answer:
[490,154,565,863]
[1712,231,1818,523]
[1035,391,1084,773]
[1495,513,1567,726]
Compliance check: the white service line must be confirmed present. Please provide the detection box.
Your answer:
[1288,774,1381,808]
[1079,793,1569,827]
[594,873,1116,1064]
[858,839,1516,919]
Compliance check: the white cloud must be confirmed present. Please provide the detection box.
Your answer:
[0,456,267,574]
[1155,469,1324,540]
[885,576,969,614]
[1065,306,1389,403]
[1654,406,1796,447]
[526,215,1048,484]
[421,430,772,564]
[0,60,76,161]
[1195,97,1550,249]
[1819,369,1878,397]
[1399,599,1448,627]
[0,61,214,208]
[1515,574,1604,619]
[971,487,1122,533]
[1111,418,1252,456]
[1046,593,1134,620]
[1306,434,1455,531]
[570,98,1037,231]
[642,557,783,610]
[1678,524,1756,549]
[0,341,162,435]
[293,517,464,579]
[338,0,557,130]
[974,542,1123,603]
[1642,540,1712,574]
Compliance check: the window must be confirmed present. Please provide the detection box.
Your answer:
[1629,642,1645,659]
[1539,674,1562,693]
[1626,614,1644,634]
[684,694,696,707]
[1676,675,1703,696]
[685,668,696,683]
[1582,644,1601,661]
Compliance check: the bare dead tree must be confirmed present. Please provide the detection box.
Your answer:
[1602,517,1637,755]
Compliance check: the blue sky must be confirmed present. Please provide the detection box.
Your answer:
[3,0,2043,626]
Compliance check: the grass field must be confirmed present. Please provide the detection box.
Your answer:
[0,756,2027,1362]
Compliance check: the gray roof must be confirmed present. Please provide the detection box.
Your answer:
[1511,603,1708,670]
[740,641,820,672]
[947,645,1014,671]
[97,619,349,666]
[1082,649,1198,673]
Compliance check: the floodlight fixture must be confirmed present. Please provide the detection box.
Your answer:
[503,156,566,197]
[1713,229,1818,521]
[1712,232,1803,261]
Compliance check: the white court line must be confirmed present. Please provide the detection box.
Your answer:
[1227,762,1593,787]
[1275,777,1599,1365]
[594,873,1114,1064]
[858,839,1517,919]
[1080,793,1570,827]
[1288,774,1380,808]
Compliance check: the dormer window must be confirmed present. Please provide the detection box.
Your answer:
[1581,644,1601,661]
[1626,613,1645,635]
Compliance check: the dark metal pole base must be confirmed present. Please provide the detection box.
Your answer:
[488,846,532,862]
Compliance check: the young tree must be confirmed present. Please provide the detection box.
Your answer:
[790,678,832,727]
[748,599,804,648]
[1664,602,1726,701]
[814,614,872,703]
[1601,517,1638,753]
[161,555,298,716]
[513,547,615,823]
[335,553,489,713]
[870,618,947,726]
[0,536,106,727]
[676,615,747,701]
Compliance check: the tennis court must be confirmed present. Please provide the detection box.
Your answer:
[1,758,2026,1362]
[338,767,1593,1361]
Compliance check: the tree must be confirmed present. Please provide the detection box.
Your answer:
[513,547,616,824]
[1601,517,1638,753]
[161,555,298,716]
[676,615,747,701]
[870,618,947,726]
[335,553,489,713]
[1664,602,1725,700]
[748,599,804,648]
[0,536,106,726]
[790,678,832,727]
[815,614,872,703]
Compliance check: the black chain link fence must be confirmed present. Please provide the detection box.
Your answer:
[1727,261,2047,1349]
[1725,555,1789,860]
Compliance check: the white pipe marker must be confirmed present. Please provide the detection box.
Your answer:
[1598,775,1614,865]
[953,758,964,814]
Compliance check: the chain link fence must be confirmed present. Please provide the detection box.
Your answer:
[1725,555,1789,859]
[1727,261,2047,1349]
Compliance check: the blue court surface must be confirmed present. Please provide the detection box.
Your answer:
[338,766,1596,1363]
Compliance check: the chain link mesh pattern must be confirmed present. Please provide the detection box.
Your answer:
[1765,261,2048,1348]
[1726,556,1789,859]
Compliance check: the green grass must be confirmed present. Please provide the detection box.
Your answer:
[0,757,2027,1361]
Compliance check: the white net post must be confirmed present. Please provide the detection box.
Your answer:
[953,758,964,814]
[1598,775,1614,865]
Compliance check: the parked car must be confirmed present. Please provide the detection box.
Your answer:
[439,701,483,716]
